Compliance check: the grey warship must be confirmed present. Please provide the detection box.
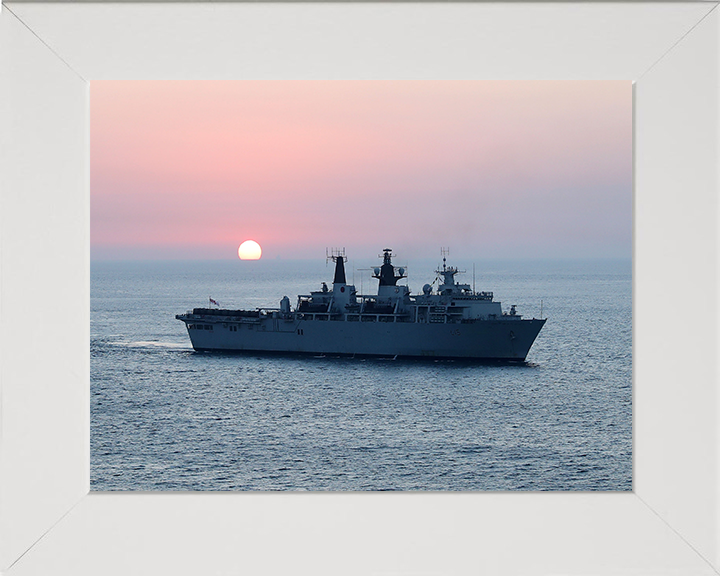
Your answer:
[176,249,546,361]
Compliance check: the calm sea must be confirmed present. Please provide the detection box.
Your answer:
[91,258,631,491]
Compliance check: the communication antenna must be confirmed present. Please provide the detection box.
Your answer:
[473,263,476,294]
[440,247,450,272]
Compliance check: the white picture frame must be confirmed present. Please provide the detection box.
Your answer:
[1,2,718,574]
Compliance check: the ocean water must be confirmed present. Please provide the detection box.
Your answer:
[91,258,632,491]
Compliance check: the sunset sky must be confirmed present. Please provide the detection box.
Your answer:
[91,81,631,261]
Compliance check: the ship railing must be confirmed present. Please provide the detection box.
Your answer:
[291,311,415,323]
[302,312,342,321]
[350,312,413,323]
[185,312,262,322]
[448,292,494,300]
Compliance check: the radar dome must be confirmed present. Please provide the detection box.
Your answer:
[373,268,380,275]
[423,284,432,295]
[398,268,405,276]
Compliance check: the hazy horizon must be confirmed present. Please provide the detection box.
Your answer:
[90,253,633,263]
[91,80,631,262]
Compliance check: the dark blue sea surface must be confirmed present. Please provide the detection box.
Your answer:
[91,258,631,491]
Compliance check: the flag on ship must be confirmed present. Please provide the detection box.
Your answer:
[209,298,219,307]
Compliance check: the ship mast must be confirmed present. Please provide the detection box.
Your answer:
[327,247,347,284]
[372,248,406,286]
[437,247,460,287]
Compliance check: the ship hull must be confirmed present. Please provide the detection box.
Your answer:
[180,317,546,361]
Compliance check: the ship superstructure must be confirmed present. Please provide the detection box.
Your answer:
[176,248,546,361]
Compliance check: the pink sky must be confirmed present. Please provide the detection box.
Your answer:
[91,81,631,260]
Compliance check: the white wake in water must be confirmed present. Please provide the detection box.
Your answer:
[119,341,190,350]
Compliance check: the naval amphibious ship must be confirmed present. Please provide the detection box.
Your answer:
[176,249,546,361]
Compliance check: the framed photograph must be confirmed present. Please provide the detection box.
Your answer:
[89,78,632,494]
[1,2,718,575]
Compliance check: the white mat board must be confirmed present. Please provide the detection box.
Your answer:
[1,2,718,575]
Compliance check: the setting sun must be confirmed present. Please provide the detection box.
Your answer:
[238,240,262,260]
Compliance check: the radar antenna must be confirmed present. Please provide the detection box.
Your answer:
[326,247,347,264]
[372,248,407,286]
[326,247,347,285]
